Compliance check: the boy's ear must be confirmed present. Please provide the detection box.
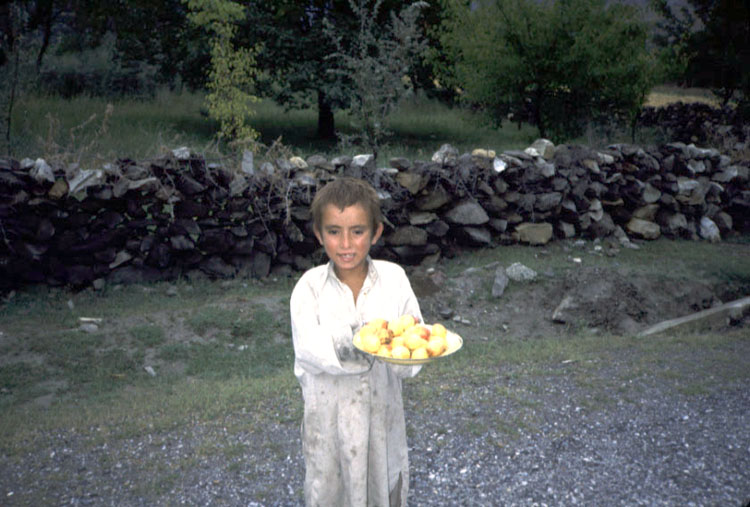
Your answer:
[313,226,323,245]
[371,222,384,245]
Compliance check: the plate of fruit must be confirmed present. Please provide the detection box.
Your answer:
[352,314,463,365]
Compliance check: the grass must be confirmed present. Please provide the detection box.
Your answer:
[6,83,728,168]
[645,85,722,108]
[7,89,538,167]
[441,235,750,292]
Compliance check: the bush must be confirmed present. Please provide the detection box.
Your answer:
[38,35,158,98]
[437,0,656,142]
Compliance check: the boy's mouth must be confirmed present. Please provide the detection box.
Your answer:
[338,253,355,262]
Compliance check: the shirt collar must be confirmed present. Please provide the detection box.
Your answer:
[324,256,379,288]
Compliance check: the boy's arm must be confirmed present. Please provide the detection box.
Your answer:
[291,279,373,376]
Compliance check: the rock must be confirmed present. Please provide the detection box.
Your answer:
[109,250,133,269]
[408,211,438,226]
[391,244,439,265]
[306,154,331,170]
[506,262,537,282]
[589,212,616,238]
[642,183,662,204]
[558,221,577,238]
[416,184,451,211]
[172,146,191,159]
[632,204,660,222]
[241,150,254,175]
[516,222,553,245]
[200,256,236,278]
[659,212,689,237]
[492,265,509,297]
[535,192,562,212]
[471,148,496,160]
[431,144,459,165]
[699,216,721,242]
[552,296,575,323]
[582,159,600,174]
[352,154,375,171]
[712,211,733,233]
[444,200,489,225]
[493,157,507,173]
[251,251,272,278]
[389,157,411,170]
[289,156,308,169]
[396,172,425,194]
[387,225,428,246]
[460,226,492,246]
[424,220,450,237]
[30,158,55,183]
[527,138,556,160]
[626,218,661,240]
[79,322,99,333]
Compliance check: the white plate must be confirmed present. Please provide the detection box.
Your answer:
[353,325,463,365]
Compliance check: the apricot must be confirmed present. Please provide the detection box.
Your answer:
[391,345,411,360]
[430,323,447,339]
[411,347,429,360]
[427,336,447,357]
[361,333,381,354]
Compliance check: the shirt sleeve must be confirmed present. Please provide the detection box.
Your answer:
[291,274,373,376]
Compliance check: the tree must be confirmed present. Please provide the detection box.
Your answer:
[239,0,426,140]
[326,0,428,160]
[185,0,260,148]
[437,0,656,142]
[653,0,750,111]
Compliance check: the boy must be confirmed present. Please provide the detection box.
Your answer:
[290,177,423,506]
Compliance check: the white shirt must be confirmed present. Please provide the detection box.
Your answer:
[290,258,422,506]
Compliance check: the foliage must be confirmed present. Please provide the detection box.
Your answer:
[0,3,51,156]
[185,0,260,148]
[239,0,428,140]
[326,0,429,161]
[436,0,656,142]
[652,0,750,113]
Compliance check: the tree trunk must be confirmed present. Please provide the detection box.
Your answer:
[317,90,335,139]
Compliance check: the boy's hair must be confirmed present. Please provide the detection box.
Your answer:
[311,177,382,233]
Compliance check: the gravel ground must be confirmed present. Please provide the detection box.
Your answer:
[3,334,749,507]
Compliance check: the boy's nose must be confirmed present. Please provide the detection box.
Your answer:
[341,232,352,248]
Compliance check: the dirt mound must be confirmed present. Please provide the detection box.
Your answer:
[414,264,725,338]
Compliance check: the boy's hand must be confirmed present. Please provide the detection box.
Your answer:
[332,321,374,371]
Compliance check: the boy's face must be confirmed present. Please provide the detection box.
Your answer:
[314,203,383,280]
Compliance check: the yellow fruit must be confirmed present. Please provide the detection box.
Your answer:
[376,345,391,357]
[369,318,388,329]
[411,347,429,360]
[361,333,381,354]
[427,336,447,357]
[359,324,378,339]
[404,333,428,351]
[390,335,405,349]
[391,345,411,360]
[389,314,417,336]
[376,327,392,344]
[403,324,430,341]
[430,323,447,338]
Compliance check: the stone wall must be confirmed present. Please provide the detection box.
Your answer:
[1,137,748,292]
